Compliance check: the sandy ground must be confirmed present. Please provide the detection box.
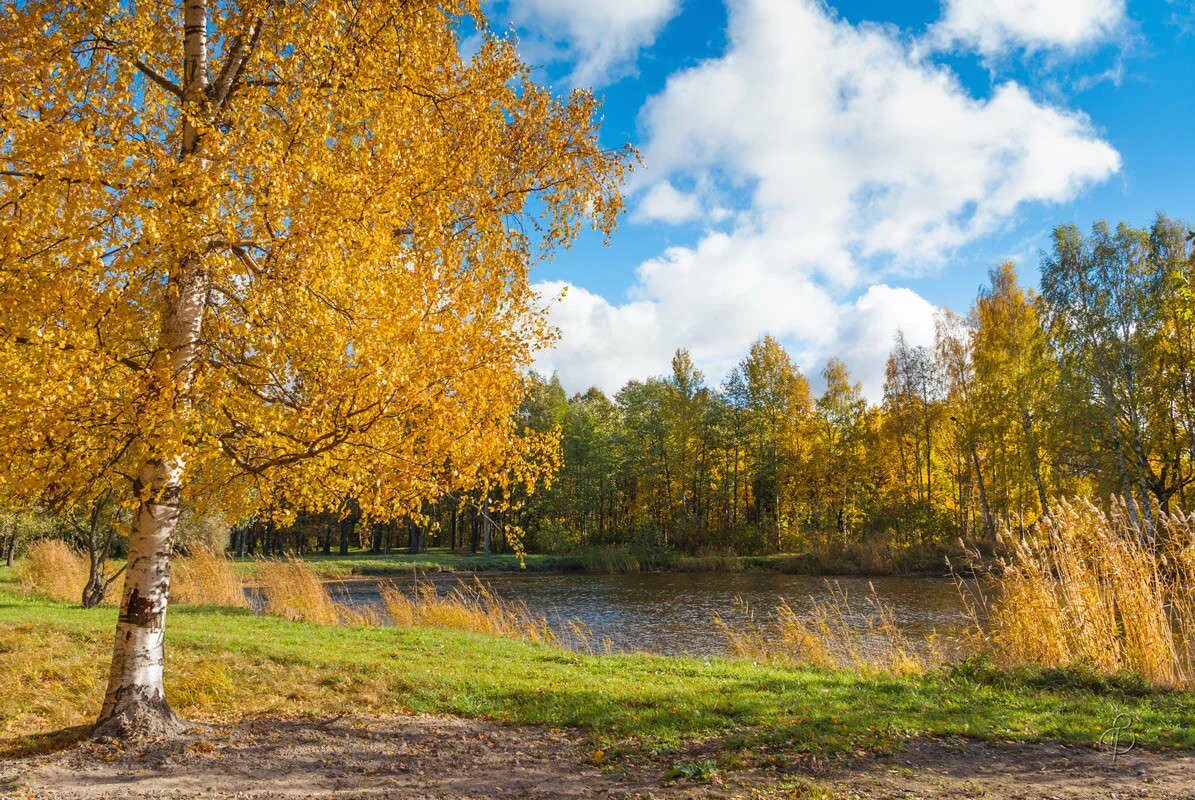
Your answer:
[2,714,1193,799]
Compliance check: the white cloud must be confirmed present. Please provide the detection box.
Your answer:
[537,0,1121,401]
[634,181,702,225]
[533,249,938,402]
[638,0,1121,267]
[831,286,939,400]
[505,0,680,87]
[931,0,1127,56]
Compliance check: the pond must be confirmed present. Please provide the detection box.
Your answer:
[326,571,975,659]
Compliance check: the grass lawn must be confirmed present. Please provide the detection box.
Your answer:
[2,564,1193,762]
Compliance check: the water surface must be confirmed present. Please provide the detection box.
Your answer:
[329,571,971,658]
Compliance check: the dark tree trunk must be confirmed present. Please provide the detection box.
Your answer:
[4,531,15,568]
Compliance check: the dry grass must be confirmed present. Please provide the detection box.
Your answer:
[716,583,939,675]
[256,557,342,626]
[17,540,87,604]
[982,498,1195,688]
[172,548,248,608]
[380,578,559,644]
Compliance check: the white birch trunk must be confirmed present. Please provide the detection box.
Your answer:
[94,0,210,739]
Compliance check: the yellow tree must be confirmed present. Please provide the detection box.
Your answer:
[738,336,812,551]
[972,263,1056,519]
[0,0,626,738]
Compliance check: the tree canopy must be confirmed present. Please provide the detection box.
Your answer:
[0,0,627,737]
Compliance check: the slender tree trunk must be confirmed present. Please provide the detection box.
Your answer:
[4,528,15,568]
[339,514,352,555]
[1021,413,1049,515]
[95,0,210,740]
[82,520,106,609]
[482,498,492,556]
[970,448,996,545]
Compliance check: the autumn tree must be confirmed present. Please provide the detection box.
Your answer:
[810,359,869,543]
[0,0,625,738]
[1040,221,1195,525]
[735,336,812,551]
[971,263,1056,519]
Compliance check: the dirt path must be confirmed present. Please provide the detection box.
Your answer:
[2,715,1192,799]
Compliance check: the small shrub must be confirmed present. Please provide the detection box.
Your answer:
[18,540,87,603]
[172,548,248,607]
[257,558,341,625]
[663,758,719,783]
[380,578,558,644]
[717,582,939,675]
[577,545,640,574]
[674,552,743,573]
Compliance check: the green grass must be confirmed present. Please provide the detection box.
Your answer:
[229,548,583,578]
[2,568,1194,760]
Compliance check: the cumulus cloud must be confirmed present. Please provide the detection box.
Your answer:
[633,181,703,225]
[638,0,1121,267]
[537,0,1121,401]
[931,0,1127,56]
[505,0,680,87]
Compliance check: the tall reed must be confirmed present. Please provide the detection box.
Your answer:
[172,547,248,607]
[257,557,342,625]
[380,578,559,644]
[984,498,1195,688]
[18,540,88,603]
[717,583,938,674]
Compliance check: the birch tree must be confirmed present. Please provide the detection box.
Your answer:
[0,0,625,738]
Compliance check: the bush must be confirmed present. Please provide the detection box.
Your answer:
[257,558,341,625]
[380,578,557,643]
[576,545,640,574]
[173,547,248,607]
[18,540,88,603]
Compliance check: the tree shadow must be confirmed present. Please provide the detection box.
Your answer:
[0,724,91,759]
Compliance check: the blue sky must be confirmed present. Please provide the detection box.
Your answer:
[493,0,1194,400]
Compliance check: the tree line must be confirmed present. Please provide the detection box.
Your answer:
[510,216,1195,567]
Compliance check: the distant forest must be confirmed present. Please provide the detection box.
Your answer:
[509,216,1195,563]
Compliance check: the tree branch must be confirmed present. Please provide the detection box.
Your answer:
[134,59,185,99]
[210,17,263,109]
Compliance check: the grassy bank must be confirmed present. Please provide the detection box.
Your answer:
[2,568,1192,762]
[234,546,954,578]
[231,550,584,578]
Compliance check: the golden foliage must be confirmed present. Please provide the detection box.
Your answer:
[986,498,1195,688]
[17,540,87,604]
[380,578,557,644]
[172,548,248,608]
[0,0,627,526]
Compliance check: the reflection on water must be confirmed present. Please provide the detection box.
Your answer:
[328,572,973,658]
